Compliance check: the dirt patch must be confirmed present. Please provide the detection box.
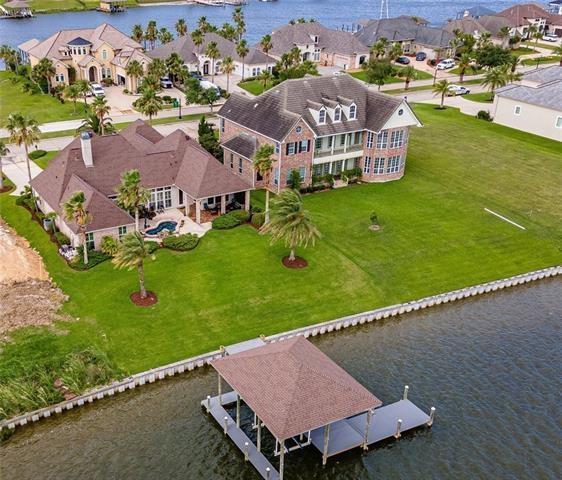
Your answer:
[130,291,158,307]
[282,256,308,269]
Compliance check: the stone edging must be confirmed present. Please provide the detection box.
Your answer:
[1,265,560,432]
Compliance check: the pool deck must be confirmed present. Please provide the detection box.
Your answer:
[143,210,212,238]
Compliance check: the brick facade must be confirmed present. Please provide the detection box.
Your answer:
[360,127,410,183]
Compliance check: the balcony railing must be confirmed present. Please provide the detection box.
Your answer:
[313,143,363,158]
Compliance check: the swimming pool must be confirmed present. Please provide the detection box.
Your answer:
[145,221,177,236]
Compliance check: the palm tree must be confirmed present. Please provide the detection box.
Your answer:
[75,80,90,110]
[191,29,204,73]
[219,22,237,41]
[258,70,273,90]
[457,53,473,83]
[399,65,417,90]
[145,20,158,50]
[131,24,144,45]
[78,112,114,136]
[165,53,183,84]
[64,83,81,113]
[198,16,210,33]
[125,59,144,93]
[554,44,562,66]
[61,191,92,265]
[252,144,274,223]
[158,27,174,45]
[236,39,249,80]
[205,41,220,83]
[387,43,403,62]
[148,58,167,79]
[6,113,40,187]
[260,34,273,74]
[432,79,451,109]
[370,37,388,59]
[115,169,150,232]
[91,96,111,136]
[175,18,187,37]
[481,66,519,101]
[232,6,245,42]
[260,189,321,263]
[526,24,538,44]
[139,74,160,93]
[222,56,235,93]
[32,57,56,94]
[498,26,511,47]
[113,232,155,300]
[136,88,163,124]
[0,140,10,191]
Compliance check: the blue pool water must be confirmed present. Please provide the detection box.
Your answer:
[145,221,177,236]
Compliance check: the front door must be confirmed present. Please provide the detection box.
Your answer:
[88,66,97,82]
[203,62,209,75]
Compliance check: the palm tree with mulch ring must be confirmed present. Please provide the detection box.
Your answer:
[252,144,274,223]
[6,113,40,188]
[61,191,92,265]
[113,232,156,304]
[116,169,150,232]
[432,79,451,109]
[260,189,321,268]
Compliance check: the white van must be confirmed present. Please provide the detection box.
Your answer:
[437,59,455,70]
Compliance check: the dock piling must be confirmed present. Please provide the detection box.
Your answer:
[244,441,249,461]
[206,395,211,413]
[236,394,241,427]
[427,407,436,427]
[363,409,372,450]
[265,467,271,479]
[257,417,262,452]
[394,418,402,439]
[403,385,409,400]
[223,415,228,434]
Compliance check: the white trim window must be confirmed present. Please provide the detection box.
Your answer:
[230,152,234,169]
[374,157,385,174]
[273,167,280,185]
[85,232,95,250]
[366,131,374,149]
[149,186,172,210]
[386,155,401,174]
[390,130,405,149]
[238,158,243,174]
[376,130,388,149]
[349,104,357,120]
[318,108,326,125]
[102,50,108,60]
[118,226,127,239]
[514,105,522,115]
[55,73,64,82]
[556,116,562,128]
[363,156,372,174]
[220,117,225,133]
[334,106,341,122]
[275,142,280,154]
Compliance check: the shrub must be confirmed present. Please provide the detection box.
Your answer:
[123,88,129,94]
[251,212,265,228]
[145,241,159,254]
[162,95,173,103]
[54,231,70,245]
[370,211,379,225]
[71,248,111,270]
[230,209,251,222]
[15,194,35,211]
[212,212,241,230]
[29,149,47,160]
[100,235,119,257]
[162,233,199,251]
[476,110,492,122]
[251,205,263,213]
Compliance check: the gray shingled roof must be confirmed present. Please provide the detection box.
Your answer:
[221,134,258,160]
[219,75,410,141]
[456,5,496,18]
[444,15,512,37]
[496,66,562,110]
[355,17,454,48]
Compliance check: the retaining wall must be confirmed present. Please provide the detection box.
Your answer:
[1,265,560,432]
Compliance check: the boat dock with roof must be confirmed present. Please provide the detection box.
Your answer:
[201,336,436,479]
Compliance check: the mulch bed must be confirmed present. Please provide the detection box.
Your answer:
[0,186,12,194]
[282,256,308,269]
[130,291,158,307]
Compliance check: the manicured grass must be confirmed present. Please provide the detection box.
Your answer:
[523,41,558,51]
[384,79,482,95]
[521,56,562,66]
[1,104,561,417]
[463,92,493,103]
[450,66,484,76]
[30,151,58,169]
[350,66,432,86]
[238,79,272,96]
[0,72,88,124]
[510,46,537,56]
[0,0,137,12]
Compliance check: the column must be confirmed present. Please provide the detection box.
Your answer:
[195,199,201,224]
[322,424,331,465]
[363,410,372,450]
[236,394,241,427]
[279,440,285,480]
[257,416,262,452]
[220,194,226,215]
[185,201,190,217]
[244,191,250,212]
[218,373,222,404]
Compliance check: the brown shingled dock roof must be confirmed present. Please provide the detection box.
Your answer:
[211,336,382,441]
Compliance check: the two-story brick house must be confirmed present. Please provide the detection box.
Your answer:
[218,75,422,192]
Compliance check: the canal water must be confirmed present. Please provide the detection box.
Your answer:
[1,278,561,479]
[0,0,536,48]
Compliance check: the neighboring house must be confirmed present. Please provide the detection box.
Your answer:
[148,32,275,78]
[30,120,252,249]
[455,5,496,20]
[547,0,562,15]
[354,17,454,60]
[495,3,551,38]
[18,23,152,91]
[265,22,370,70]
[218,75,422,191]
[492,65,562,142]
[444,15,513,45]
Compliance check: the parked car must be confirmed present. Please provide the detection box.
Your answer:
[415,52,427,61]
[200,80,221,96]
[447,84,471,96]
[160,76,173,89]
[90,83,105,97]
[396,56,411,65]
[437,59,455,70]
[190,71,203,81]
[542,34,559,42]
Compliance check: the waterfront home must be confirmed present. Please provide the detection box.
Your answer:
[455,5,497,20]
[148,32,276,78]
[30,121,252,249]
[218,75,421,191]
[548,0,562,15]
[495,3,551,38]
[492,65,562,142]
[18,23,151,91]
[354,17,454,60]
[444,15,513,46]
[264,22,370,71]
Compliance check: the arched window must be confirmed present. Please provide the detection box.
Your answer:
[334,106,341,122]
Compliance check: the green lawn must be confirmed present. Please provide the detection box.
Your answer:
[384,78,482,95]
[31,151,58,169]
[523,41,558,51]
[510,46,537,56]
[449,66,484,76]
[0,72,87,124]
[350,66,433,86]
[238,79,272,96]
[1,104,561,417]
[463,92,494,103]
[0,0,138,12]
[521,56,562,66]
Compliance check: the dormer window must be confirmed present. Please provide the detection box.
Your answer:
[349,104,357,120]
[318,108,326,125]
[334,106,341,122]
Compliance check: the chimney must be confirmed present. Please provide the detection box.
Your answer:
[80,131,93,167]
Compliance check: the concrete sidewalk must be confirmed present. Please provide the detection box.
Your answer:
[2,154,42,196]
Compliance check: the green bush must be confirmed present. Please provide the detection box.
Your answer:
[476,110,493,122]
[71,248,110,270]
[370,211,379,225]
[145,241,160,254]
[212,213,241,230]
[15,194,35,211]
[251,212,265,228]
[54,231,70,245]
[251,205,263,213]
[29,150,47,160]
[162,233,199,251]
[230,209,251,222]
[100,235,119,257]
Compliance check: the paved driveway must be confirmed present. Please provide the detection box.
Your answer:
[103,85,186,116]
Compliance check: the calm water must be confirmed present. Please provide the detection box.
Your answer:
[1,278,561,479]
[0,0,539,48]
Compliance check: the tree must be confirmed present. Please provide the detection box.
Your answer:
[205,41,220,83]
[145,20,158,50]
[116,169,150,232]
[165,52,183,83]
[184,76,204,105]
[198,16,210,33]
[218,22,236,41]
[258,70,273,89]
[0,140,10,191]
[139,74,160,93]
[474,44,512,68]
[91,96,111,136]
[497,26,511,46]
[158,27,174,45]
[527,24,538,43]
[112,232,155,300]
[0,45,20,72]
[432,79,451,109]
[64,83,81,113]
[260,34,273,74]
[198,116,221,159]
[236,39,249,80]
[232,6,245,42]
[260,189,321,263]
[481,65,521,101]
[288,169,301,191]
[148,58,167,79]
[175,18,187,37]
[387,43,403,62]
[131,24,144,45]
[201,87,219,112]
[370,37,388,59]
[222,56,235,93]
[78,112,114,136]
[6,113,40,188]
[531,29,542,48]
[125,59,144,93]
[457,53,474,83]
[191,29,204,73]
[399,65,417,90]
[32,57,56,94]
[74,79,90,110]
[135,88,163,124]
[362,58,393,90]
[252,144,274,223]
[61,191,92,265]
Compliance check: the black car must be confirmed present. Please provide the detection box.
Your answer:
[396,56,411,65]
[190,71,203,81]
[416,52,427,61]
